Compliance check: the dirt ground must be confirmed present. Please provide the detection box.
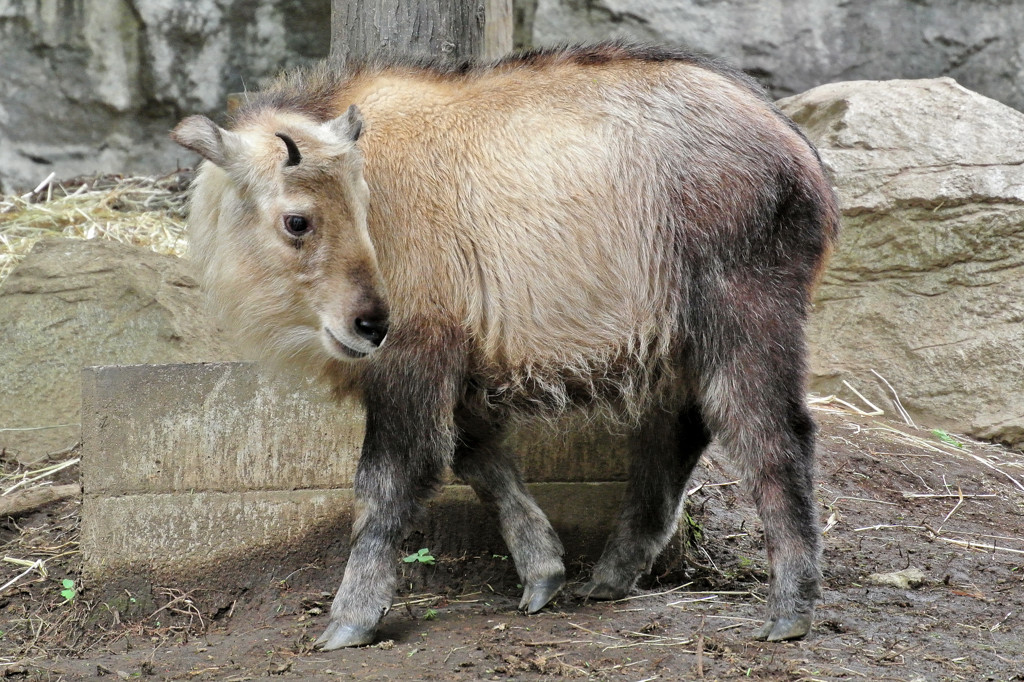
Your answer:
[1,404,1023,681]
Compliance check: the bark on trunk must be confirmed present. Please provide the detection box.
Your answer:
[330,0,512,65]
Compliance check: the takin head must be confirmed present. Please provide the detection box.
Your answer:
[171,105,389,369]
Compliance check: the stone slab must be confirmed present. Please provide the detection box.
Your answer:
[80,482,626,579]
[0,239,236,465]
[81,362,637,578]
[82,362,363,495]
[82,362,629,497]
[779,79,1024,447]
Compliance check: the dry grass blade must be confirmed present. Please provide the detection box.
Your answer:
[2,458,81,497]
[902,493,996,499]
[866,421,1024,493]
[0,559,46,595]
[0,424,77,433]
[871,369,916,427]
[964,452,1024,493]
[568,622,621,640]
[808,383,885,417]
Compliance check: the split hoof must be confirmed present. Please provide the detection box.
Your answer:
[575,580,629,601]
[518,573,565,613]
[314,621,377,650]
[753,614,812,642]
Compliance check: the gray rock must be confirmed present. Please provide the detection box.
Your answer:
[4,0,1024,192]
[526,0,1024,112]
[0,239,237,464]
[0,0,330,193]
[777,78,1024,448]
[867,567,926,590]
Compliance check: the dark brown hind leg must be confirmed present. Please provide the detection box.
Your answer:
[577,405,712,600]
[700,363,822,642]
[452,420,565,613]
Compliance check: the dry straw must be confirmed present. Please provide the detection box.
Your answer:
[0,171,190,284]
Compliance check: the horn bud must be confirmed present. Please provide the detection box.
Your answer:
[275,132,302,166]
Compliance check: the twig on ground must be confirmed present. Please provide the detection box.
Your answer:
[695,615,705,678]
[830,496,898,507]
[0,484,80,517]
[607,583,693,603]
[938,486,965,530]
[854,524,927,532]
[924,524,1024,556]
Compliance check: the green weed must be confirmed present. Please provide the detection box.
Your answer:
[402,548,436,565]
[932,429,963,448]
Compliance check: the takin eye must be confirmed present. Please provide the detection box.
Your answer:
[283,214,312,238]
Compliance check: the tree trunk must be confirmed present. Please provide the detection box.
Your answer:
[330,0,513,65]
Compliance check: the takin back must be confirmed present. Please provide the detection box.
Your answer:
[172,43,840,651]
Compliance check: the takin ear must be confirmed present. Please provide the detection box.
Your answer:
[326,104,364,143]
[171,115,240,168]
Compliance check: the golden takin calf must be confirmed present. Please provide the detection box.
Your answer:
[172,42,840,651]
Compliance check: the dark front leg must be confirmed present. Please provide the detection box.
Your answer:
[316,325,465,650]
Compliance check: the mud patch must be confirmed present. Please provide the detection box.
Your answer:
[2,408,1023,681]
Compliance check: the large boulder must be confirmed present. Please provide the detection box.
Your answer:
[777,78,1024,447]
[0,238,238,463]
[526,1,1024,112]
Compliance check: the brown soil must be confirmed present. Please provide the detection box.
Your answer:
[2,406,1023,681]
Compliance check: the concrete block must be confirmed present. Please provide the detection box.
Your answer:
[82,362,363,495]
[81,362,635,579]
[507,421,631,483]
[81,482,626,578]
[82,489,353,574]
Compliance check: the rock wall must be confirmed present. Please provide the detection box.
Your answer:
[3,1,1023,192]
[0,0,329,193]
[526,0,1024,112]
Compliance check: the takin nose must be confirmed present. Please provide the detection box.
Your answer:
[353,313,389,348]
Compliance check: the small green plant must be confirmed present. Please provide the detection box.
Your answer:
[932,430,963,448]
[684,509,704,542]
[402,548,436,565]
[59,578,76,602]
[424,609,438,621]
[738,556,755,569]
